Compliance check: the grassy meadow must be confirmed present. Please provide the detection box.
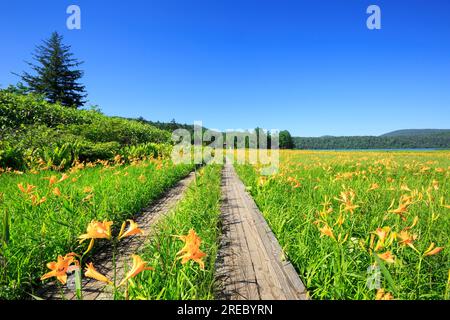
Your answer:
[235,150,450,300]
[0,158,193,299]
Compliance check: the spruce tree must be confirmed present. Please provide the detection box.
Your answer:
[19,32,86,108]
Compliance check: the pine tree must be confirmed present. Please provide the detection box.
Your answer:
[19,32,86,108]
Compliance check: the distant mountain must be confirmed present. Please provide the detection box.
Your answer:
[381,129,450,137]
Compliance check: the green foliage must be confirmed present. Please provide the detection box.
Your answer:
[0,92,172,171]
[0,92,91,130]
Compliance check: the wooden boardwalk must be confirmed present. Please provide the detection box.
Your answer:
[38,172,195,300]
[216,163,308,300]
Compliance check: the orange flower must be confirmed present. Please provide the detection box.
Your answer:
[30,194,47,206]
[423,243,444,257]
[53,187,62,197]
[378,251,395,263]
[44,175,58,186]
[118,220,144,240]
[18,183,36,194]
[373,226,392,251]
[368,183,379,191]
[41,253,79,284]
[318,224,336,240]
[176,229,207,269]
[335,190,359,213]
[79,220,113,242]
[375,288,394,300]
[397,230,417,249]
[119,255,153,286]
[59,174,70,183]
[84,262,112,284]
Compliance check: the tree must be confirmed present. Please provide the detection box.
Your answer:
[279,130,294,149]
[18,32,86,108]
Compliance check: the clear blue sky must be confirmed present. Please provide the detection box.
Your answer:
[1,0,449,136]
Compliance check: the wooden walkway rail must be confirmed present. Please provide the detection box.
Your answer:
[216,163,308,300]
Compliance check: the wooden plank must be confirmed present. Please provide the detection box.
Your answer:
[216,163,309,300]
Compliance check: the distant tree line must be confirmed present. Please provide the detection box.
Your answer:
[294,133,450,149]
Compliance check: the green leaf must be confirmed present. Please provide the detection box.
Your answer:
[374,253,398,295]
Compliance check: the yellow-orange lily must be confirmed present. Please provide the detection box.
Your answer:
[30,194,47,206]
[43,175,58,186]
[17,183,36,194]
[41,253,79,284]
[53,187,62,197]
[79,220,113,243]
[375,288,394,300]
[176,229,207,269]
[373,226,392,251]
[119,255,153,286]
[423,243,444,257]
[84,262,112,284]
[397,230,417,250]
[59,174,70,183]
[118,220,144,240]
[318,224,336,240]
[378,251,395,263]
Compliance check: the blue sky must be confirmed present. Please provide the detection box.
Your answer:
[1,0,449,136]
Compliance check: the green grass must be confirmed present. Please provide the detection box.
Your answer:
[0,159,194,299]
[124,164,223,300]
[235,150,450,300]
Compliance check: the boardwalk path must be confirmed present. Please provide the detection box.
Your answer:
[39,172,196,300]
[216,163,308,300]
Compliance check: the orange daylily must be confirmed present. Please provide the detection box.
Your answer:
[319,224,336,240]
[368,183,380,191]
[84,262,112,284]
[53,187,62,197]
[176,229,207,269]
[59,174,70,183]
[119,255,153,286]
[423,243,444,257]
[375,288,394,300]
[41,253,79,284]
[118,220,144,240]
[44,175,58,186]
[397,230,417,249]
[18,183,36,194]
[335,190,359,214]
[378,251,395,263]
[79,220,113,243]
[30,194,47,206]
